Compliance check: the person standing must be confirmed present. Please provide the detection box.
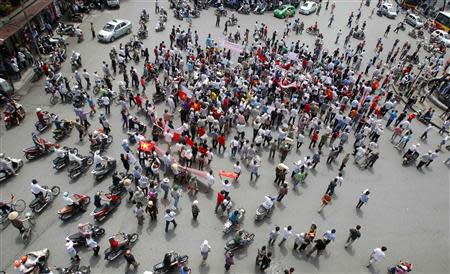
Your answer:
[277,183,288,202]
[224,251,234,271]
[278,225,293,246]
[367,246,387,267]
[85,234,100,256]
[200,240,211,266]
[215,190,225,213]
[259,251,272,271]
[325,179,338,196]
[145,201,158,221]
[164,209,177,232]
[90,22,95,39]
[318,193,332,213]
[345,225,361,248]
[191,200,200,220]
[82,69,91,89]
[161,178,170,200]
[356,189,370,209]
[416,151,431,169]
[268,226,280,246]
[124,249,139,270]
[66,239,80,261]
[133,202,144,225]
[335,29,342,44]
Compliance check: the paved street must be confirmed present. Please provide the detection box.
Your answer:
[0,0,449,273]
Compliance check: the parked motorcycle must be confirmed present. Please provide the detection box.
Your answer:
[3,108,25,129]
[0,157,23,182]
[54,264,91,274]
[104,232,139,261]
[306,26,320,36]
[223,208,245,234]
[225,17,238,27]
[91,192,122,221]
[23,141,60,160]
[67,223,105,247]
[254,1,267,14]
[57,194,91,221]
[92,157,116,181]
[238,2,251,14]
[56,23,75,36]
[155,20,166,32]
[224,230,255,251]
[29,186,60,213]
[152,252,189,274]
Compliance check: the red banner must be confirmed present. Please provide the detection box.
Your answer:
[138,141,155,153]
[219,170,238,179]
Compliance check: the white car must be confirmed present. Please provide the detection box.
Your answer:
[405,14,424,29]
[299,1,318,15]
[431,30,450,47]
[97,19,132,42]
[381,3,397,19]
[106,0,120,8]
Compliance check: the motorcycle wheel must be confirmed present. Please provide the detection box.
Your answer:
[96,228,106,236]
[107,135,113,143]
[25,153,33,160]
[51,186,61,196]
[129,233,139,243]
[86,156,94,166]
[50,95,59,105]
[69,170,80,179]
[13,199,26,212]
[60,213,72,221]
[5,122,12,129]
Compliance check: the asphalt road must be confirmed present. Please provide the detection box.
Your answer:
[0,0,449,273]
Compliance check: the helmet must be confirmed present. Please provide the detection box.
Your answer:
[32,179,37,184]
[36,108,41,112]
[78,223,84,229]
[14,260,21,268]
[63,192,69,198]
[21,255,28,263]
[93,130,99,135]
[0,153,4,158]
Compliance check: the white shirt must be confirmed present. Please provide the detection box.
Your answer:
[233,164,241,174]
[262,196,273,209]
[31,183,46,195]
[86,237,98,248]
[164,211,176,222]
[281,227,292,239]
[222,181,231,192]
[63,196,75,206]
[371,248,386,261]
[206,173,215,186]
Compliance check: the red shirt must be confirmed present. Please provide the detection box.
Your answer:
[312,132,319,142]
[217,135,225,145]
[216,192,225,205]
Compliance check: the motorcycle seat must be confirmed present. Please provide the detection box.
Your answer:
[59,206,72,213]
[94,205,108,213]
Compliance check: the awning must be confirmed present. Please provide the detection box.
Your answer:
[0,0,54,43]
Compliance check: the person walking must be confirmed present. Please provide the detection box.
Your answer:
[164,209,177,232]
[427,150,439,166]
[345,225,361,248]
[335,29,342,44]
[325,179,338,196]
[215,190,225,213]
[367,246,387,267]
[171,185,181,209]
[66,239,80,261]
[259,251,272,271]
[306,238,327,257]
[191,200,200,220]
[356,189,370,209]
[384,25,391,37]
[200,240,211,265]
[268,226,280,246]
[278,225,293,246]
[256,245,267,266]
[416,151,431,169]
[124,249,139,270]
[277,183,288,202]
[339,153,351,171]
[133,202,144,225]
[85,234,100,256]
[82,69,91,89]
[318,193,332,213]
[161,177,170,200]
[224,251,234,271]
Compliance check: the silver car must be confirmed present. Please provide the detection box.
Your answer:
[405,14,423,29]
[97,19,132,42]
[299,1,318,15]
[381,3,397,19]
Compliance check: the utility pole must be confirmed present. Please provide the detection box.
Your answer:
[19,0,41,59]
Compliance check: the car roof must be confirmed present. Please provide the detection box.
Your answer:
[304,1,315,5]
[107,19,129,25]
[281,4,294,8]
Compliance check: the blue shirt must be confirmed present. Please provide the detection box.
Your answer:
[389,112,398,121]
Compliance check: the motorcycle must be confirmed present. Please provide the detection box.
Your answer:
[255,204,273,221]
[215,6,228,16]
[57,194,91,221]
[223,208,245,234]
[152,252,189,274]
[352,30,365,40]
[35,111,57,132]
[140,13,150,23]
[402,151,419,166]
[173,8,184,20]
[29,186,60,213]
[3,109,25,129]
[306,26,320,36]
[53,121,74,141]
[31,62,44,82]
[21,248,50,273]
[155,20,166,32]
[191,9,200,18]
[23,141,60,160]
[67,223,105,247]
[68,155,94,179]
[56,23,75,36]
[90,192,122,221]
[92,157,116,181]
[0,157,23,182]
[238,3,251,14]
[70,13,83,23]
[225,17,237,27]
[53,147,78,170]
[138,28,148,39]
[104,232,139,261]
[224,230,255,251]
[71,58,82,72]
[90,135,113,152]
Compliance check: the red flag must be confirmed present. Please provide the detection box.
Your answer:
[257,48,267,62]
[219,170,238,179]
[173,132,181,142]
[198,147,208,155]
[198,127,206,137]
[185,136,194,147]
[138,141,155,153]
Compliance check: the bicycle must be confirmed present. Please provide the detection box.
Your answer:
[0,195,26,229]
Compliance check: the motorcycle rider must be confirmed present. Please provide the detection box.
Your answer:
[14,256,35,274]
[31,179,46,199]
[108,234,127,250]
[36,108,46,128]
[94,191,111,210]
[5,100,22,125]
[90,130,108,148]
[94,150,106,169]
[68,149,84,168]
[62,191,85,212]
[261,195,275,211]
[0,153,16,175]
[32,132,47,152]
[141,8,149,21]
[228,210,240,226]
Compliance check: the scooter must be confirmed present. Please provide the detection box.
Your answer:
[23,141,60,160]
[68,155,94,179]
[138,28,148,39]
[402,151,419,166]
[53,121,74,141]
[67,223,105,247]
[53,147,78,170]
[155,20,166,32]
[104,232,139,261]
[255,204,273,221]
[92,157,117,181]
[90,135,113,152]
[0,157,23,182]
[29,186,60,214]
[35,112,57,132]
[57,194,91,221]
[152,252,189,274]
[56,23,75,36]
[215,6,228,16]
[223,208,245,234]
[90,193,122,221]
[21,248,49,273]
[224,230,255,251]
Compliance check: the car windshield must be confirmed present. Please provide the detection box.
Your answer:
[103,24,115,31]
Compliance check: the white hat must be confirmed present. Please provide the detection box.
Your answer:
[193,200,198,205]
